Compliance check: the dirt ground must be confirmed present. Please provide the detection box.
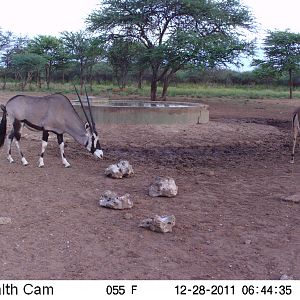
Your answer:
[1,91,300,280]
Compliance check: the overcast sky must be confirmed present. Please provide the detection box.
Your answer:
[0,0,299,71]
[0,0,100,36]
[241,0,300,34]
[1,0,299,37]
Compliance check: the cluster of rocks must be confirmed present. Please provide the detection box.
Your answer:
[100,160,177,233]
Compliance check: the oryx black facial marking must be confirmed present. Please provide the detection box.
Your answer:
[0,92,103,167]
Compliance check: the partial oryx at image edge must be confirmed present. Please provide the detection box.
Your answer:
[291,107,300,163]
[0,91,103,167]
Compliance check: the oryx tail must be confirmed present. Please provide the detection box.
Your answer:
[0,105,7,147]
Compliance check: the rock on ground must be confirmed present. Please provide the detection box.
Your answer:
[105,160,134,179]
[281,194,300,203]
[148,176,178,197]
[99,190,133,210]
[139,215,176,233]
[0,217,12,225]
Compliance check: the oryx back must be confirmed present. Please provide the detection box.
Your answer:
[6,94,83,135]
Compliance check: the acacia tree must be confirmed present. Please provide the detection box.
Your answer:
[0,29,13,50]
[61,31,103,91]
[11,53,47,90]
[28,35,62,89]
[84,36,104,90]
[253,30,300,99]
[1,34,29,89]
[107,38,138,88]
[0,29,13,88]
[161,30,254,99]
[87,0,255,100]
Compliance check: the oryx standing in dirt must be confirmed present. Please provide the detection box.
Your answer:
[291,107,300,163]
[0,91,103,167]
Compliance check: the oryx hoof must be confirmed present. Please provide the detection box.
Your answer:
[7,156,14,164]
[21,157,29,166]
[62,158,71,168]
[38,158,44,168]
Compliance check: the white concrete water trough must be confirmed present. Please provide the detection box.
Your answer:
[72,98,209,125]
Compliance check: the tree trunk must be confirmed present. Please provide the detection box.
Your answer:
[138,70,143,89]
[45,65,50,89]
[150,78,158,101]
[80,60,84,94]
[289,69,293,99]
[150,65,159,101]
[161,75,171,101]
[36,70,42,88]
[2,72,7,90]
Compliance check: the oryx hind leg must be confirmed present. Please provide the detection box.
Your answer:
[7,120,28,165]
[38,130,49,167]
[7,130,14,163]
[57,134,70,168]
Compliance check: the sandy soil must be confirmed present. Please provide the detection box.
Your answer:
[0,91,300,280]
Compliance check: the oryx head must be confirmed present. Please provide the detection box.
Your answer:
[75,86,103,159]
[84,122,103,158]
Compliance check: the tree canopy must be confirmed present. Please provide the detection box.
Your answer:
[87,0,256,100]
[253,30,300,98]
[28,35,62,88]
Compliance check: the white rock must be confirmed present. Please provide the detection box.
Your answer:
[117,160,134,177]
[149,176,178,197]
[281,194,300,203]
[104,164,123,179]
[280,274,294,280]
[0,217,12,225]
[105,160,134,179]
[99,190,133,209]
[140,215,176,233]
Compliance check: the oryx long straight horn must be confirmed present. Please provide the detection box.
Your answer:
[84,85,96,132]
[74,85,93,130]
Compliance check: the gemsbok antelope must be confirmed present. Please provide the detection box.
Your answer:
[291,107,300,163]
[0,91,103,167]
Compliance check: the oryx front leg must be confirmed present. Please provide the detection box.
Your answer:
[38,130,49,167]
[57,134,70,168]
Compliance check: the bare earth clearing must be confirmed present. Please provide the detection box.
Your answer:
[1,91,300,280]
